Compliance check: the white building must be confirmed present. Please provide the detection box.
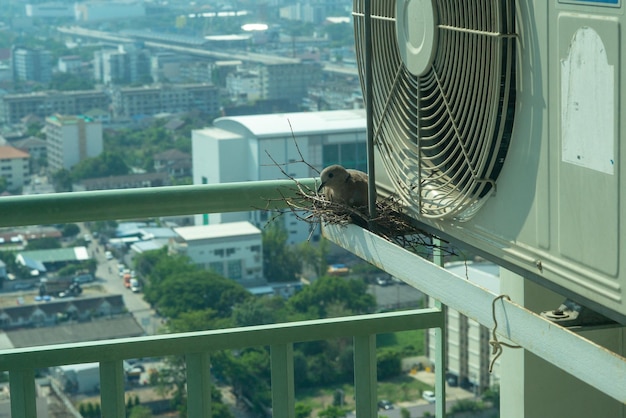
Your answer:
[192,109,367,244]
[0,146,30,191]
[45,114,103,171]
[427,262,501,394]
[74,0,145,22]
[25,2,75,18]
[170,222,263,282]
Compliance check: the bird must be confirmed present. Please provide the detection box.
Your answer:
[317,164,375,209]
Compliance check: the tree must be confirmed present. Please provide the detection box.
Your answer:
[150,270,250,319]
[25,237,61,250]
[128,405,152,418]
[298,238,329,279]
[61,223,80,237]
[262,224,302,282]
[0,177,7,194]
[288,276,376,318]
[52,168,73,192]
[71,151,129,181]
[318,405,348,418]
[231,295,288,327]
[295,403,313,418]
[377,348,402,380]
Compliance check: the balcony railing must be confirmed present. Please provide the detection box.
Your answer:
[0,180,447,418]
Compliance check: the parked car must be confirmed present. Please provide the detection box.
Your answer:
[376,276,393,286]
[422,390,436,403]
[73,274,94,284]
[378,400,394,410]
[105,251,113,260]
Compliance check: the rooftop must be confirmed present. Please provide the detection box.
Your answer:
[18,246,89,263]
[174,221,261,241]
[214,109,366,138]
[0,146,29,160]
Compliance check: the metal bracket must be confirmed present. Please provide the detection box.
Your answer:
[540,299,620,329]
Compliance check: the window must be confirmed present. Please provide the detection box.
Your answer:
[209,261,224,275]
[214,249,224,257]
[226,248,236,256]
[227,260,242,279]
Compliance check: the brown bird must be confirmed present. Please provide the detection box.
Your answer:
[317,164,374,208]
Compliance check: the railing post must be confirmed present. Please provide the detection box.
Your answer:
[186,352,212,417]
[271,343,295,418]
[433,239,447,418]
[354,334,377,418]
[99,360,126,418]
[9,368,37,418]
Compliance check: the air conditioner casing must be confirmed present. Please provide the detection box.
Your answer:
[364,0,626,323]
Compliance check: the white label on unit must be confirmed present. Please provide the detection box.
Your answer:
[561,26,615,175]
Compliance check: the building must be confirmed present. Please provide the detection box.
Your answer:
[153,148,191,178]
[11,136,47,172]
[45,114,103,171]
[77,172,170,191]
[0,145,30,191]
[192,109,367,244]
[93,43,151,85]
[74,0,146,22]
[16,246,90,273]
[25,2,75,18]
[11,46,52,84]
[427,262,501,394]
[57,55,83,74]
[170,221,263,282]
[112,83,219,119]
[261,62,321,104]
[0,90,109,125]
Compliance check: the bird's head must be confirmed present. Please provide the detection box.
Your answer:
[318,164,349,192]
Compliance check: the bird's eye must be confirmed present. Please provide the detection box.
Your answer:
[328,173,334,178]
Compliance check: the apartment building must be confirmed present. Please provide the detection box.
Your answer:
[112,83,219,118]
[192,109,367,244]
[45,114,103,171]
[0,145,30,191]
[0,90,109,125]
[170,222,263,282]
[12,46,52,84]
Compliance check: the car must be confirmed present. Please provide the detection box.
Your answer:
[105,251,113,260]
[378,400,394,410]
[73,274,94,284]
[422,390,436,403]
[376,276,393,286]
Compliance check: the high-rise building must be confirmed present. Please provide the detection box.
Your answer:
[192,109,367,244]
[93,43,151,85]
[45,114,103,171]
[0,90,109,125]
[12,46,52,84]
[0,146,30,191]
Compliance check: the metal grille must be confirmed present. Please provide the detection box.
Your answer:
[354,0,516,220]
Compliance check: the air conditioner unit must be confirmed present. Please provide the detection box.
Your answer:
[354,0,626,324]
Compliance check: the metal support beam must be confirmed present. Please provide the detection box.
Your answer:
[354,334,377,418]
[9,369,37,418]
[187,352,212,418]
[322,224,626,403]
[271,344,295,418]
[99,360,126,418]
[0,178,317,227]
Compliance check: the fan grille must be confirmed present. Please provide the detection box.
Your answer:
[354,0,516,220]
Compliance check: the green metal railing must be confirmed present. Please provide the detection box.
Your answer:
[0,180,446,417]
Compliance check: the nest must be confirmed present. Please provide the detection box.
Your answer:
[269,178,455,259]
[262,130,454,258]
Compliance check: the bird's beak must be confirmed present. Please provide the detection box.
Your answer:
[317,182,325,193]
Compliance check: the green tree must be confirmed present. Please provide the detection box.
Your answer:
[262,224,302,282]
[231,295,288,327]
[52,168,73,192]
[49,72,94,91]
[61,223,80,237]
[318,405,347,418]
[128,405,152,418]
[151,270,250,319]
[25,237,61,250]
[0,177,7,193]
[298,238,329,278]
[377,348,402,380]
[295,403,313,418]
[288,276,375,318]
[71,151,129,181]
[400,408,411,418]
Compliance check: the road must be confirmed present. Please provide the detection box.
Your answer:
[83,227,163,335]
